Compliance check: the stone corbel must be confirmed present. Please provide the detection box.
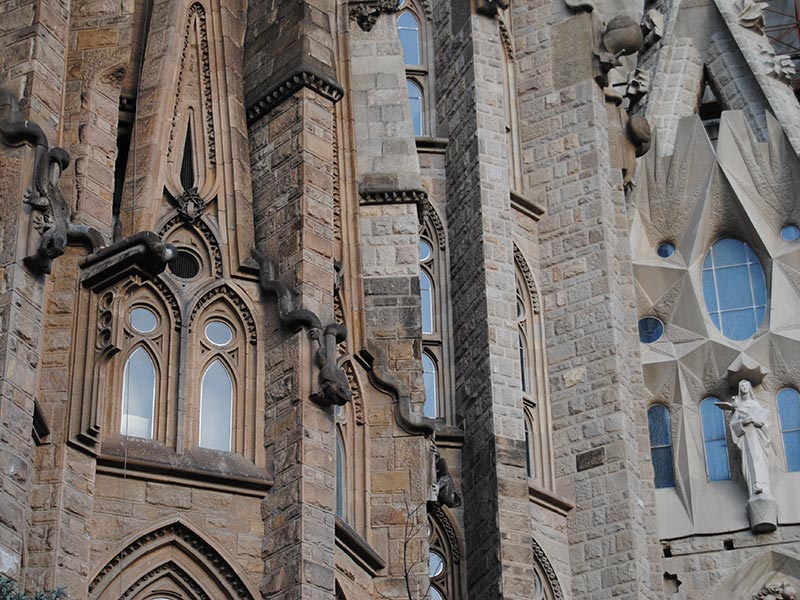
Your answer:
[252,250,352,408]
[0,88,72,276]
[641,9,664,50]
[349,0,399,32]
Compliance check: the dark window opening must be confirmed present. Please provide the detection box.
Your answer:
[698,72,723,146]
[180,121,196,191]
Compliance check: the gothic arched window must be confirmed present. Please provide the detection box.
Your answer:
[419,211,455,424]
[336,425,347,520]
[515,254,553,488]
[428,506,463,600]
[397,0,434,136]
[398,11,420,65]
[700,397,731,481]
[407,79,424,137]
[778,388,800,472]
[121,346,157,439]
[200,359,234,451]
[647,404,675,488]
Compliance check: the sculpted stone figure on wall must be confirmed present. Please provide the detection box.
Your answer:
[716,379,778,532]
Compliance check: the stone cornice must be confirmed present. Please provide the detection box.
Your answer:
[358,186,428,221]
[246,68,343,124]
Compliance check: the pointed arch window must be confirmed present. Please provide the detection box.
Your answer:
[700,397,731,481]
[418,214,455,424]
[121,347,157,439]
[407,80,424,137]
[516,254,554,489]
[336,425,347,520]
[778,388,800,472]
[398,11,420,65]
[397,0,434,136]
[428,507,464,600]
[200,359,233,451]
[647,404,675,488]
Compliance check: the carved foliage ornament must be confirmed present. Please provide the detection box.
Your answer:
[349,0,399,32]
[753,582,797,600]
[735,0,769,32]
[760,42,797,83]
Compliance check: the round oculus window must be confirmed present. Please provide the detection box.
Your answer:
[130,307,158,333]
[169,250,201,279]
[638,317,664,343]
[656,242,676,258]
[702,238,766,340]
[419,240,432,262]
[429,551,445,578]
[205,321,233,346]
[781,224,800,242]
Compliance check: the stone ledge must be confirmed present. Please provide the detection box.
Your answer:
[97,436,272,497]
[335,517,386,576]
[528,481,576,516]
[511,190,546,221]
[415,137,449,154]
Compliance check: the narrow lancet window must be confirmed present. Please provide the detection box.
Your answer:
[200,360,233,451]
[336,429,347,520]
[778,388,800,472]
[700,397,731,481]
[423,352,438,418]
[121,347,157,439]
[647,404,675,488]
[180,120,196,190]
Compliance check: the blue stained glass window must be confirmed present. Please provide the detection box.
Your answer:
[702,239,766,340]
[407,80,423,136]
[780,224,800,241]
[778,388,800,472]
[423,352,437,418]
[639,316,664,343]
[700,397,731,481]
[647,405,675,488]
[397,12,420,65]
[657,242,675,258]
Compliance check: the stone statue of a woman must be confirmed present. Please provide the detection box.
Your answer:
[716,379,777,532]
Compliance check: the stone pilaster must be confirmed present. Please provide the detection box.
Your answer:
[514,1,662,596]
[436,5,538,599]
[245,3,340,598]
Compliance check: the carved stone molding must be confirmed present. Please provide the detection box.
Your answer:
[119,563,210,600]
[89,519,257,599]
[341,359,365,425]
[169,2,216,164]
[514,245,541,315]
[187,283,258,343]
[172,187,208,223]
[428,503,461,563]
[246,70,344,123]
[359,187,428,221]
[349,0,399,32]
[532,537,565,600]
[158,213,223,278]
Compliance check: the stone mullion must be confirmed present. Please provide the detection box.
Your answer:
[514,3,661,595]
[442,12,537,600]
[251,88,337,600]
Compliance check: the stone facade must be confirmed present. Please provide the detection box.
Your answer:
[0,0,799,598]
